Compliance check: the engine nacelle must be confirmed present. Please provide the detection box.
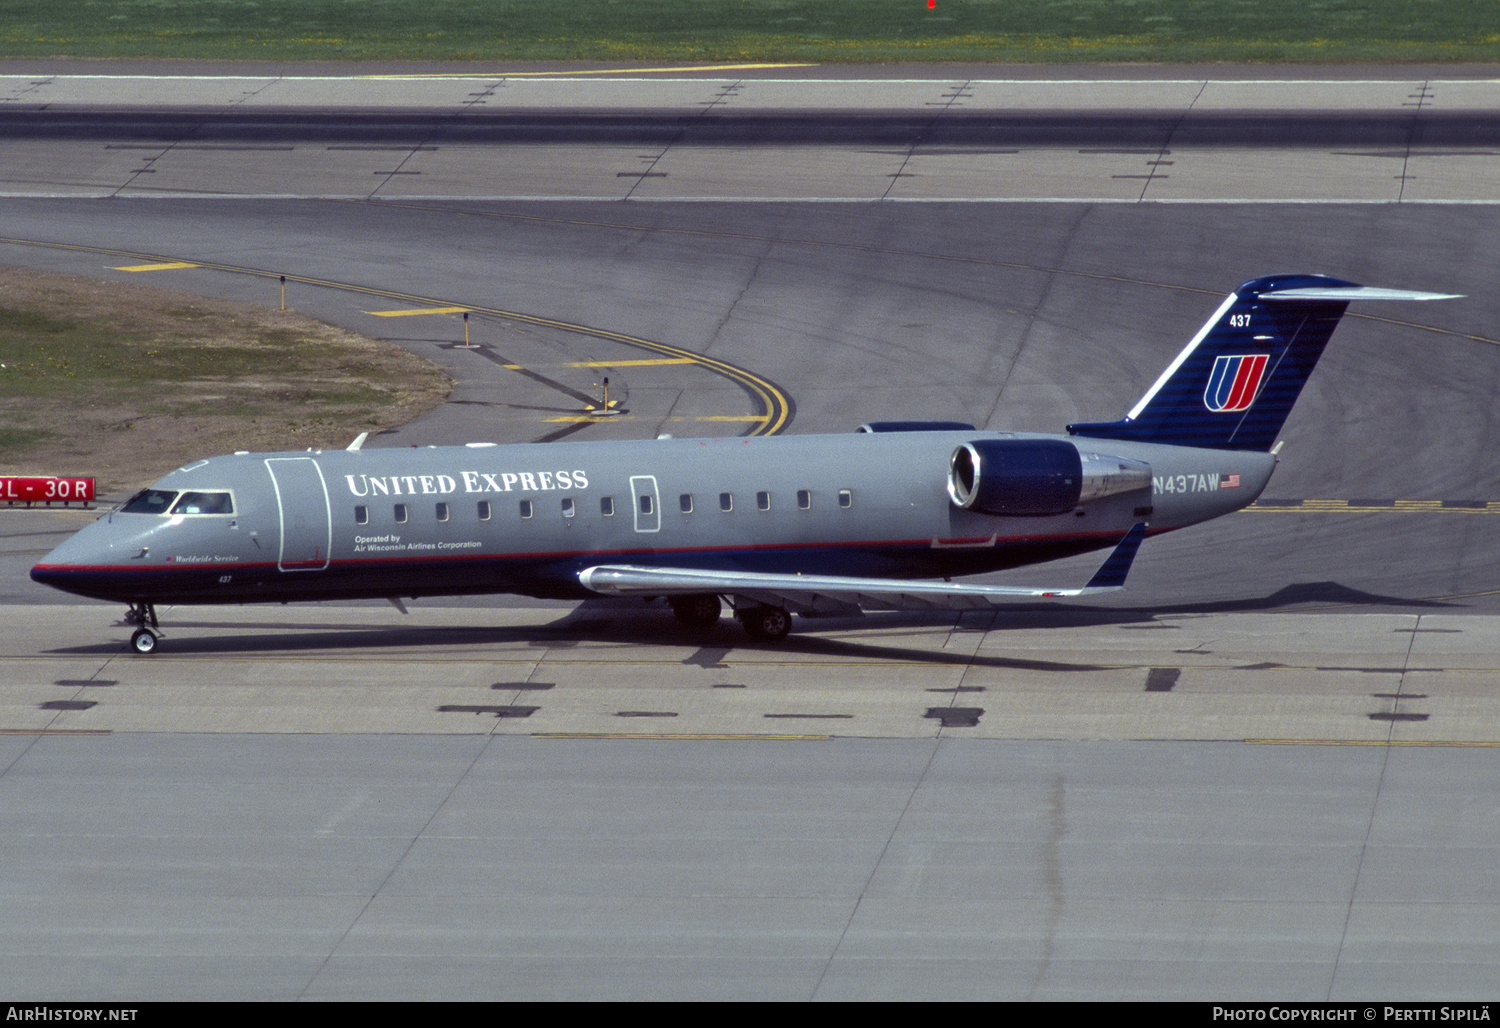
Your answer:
[948,439,1151,517]
[948,439,1081,516]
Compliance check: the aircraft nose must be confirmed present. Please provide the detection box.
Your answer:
[33,539,96,589]
[29,519,134,600]
[29,561,75,590]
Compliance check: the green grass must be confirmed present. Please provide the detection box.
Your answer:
[1,0,1496,64]
[0,308,319,399]
[0,426,52,456]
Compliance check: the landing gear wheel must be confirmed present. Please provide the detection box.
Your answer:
[670,594,722,632]
[130,628,159,655]
[738,606,792,642]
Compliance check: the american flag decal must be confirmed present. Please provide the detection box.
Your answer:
[1220,473,1241,489]
[1204,354,1269,413]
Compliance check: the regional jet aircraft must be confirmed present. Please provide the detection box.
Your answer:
[32,275,1457,652]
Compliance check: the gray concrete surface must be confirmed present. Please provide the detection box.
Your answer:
[2,66,1498,1001]
[2,602,1497,743]
[2,72,1498,201]
[3,732,1496,1001]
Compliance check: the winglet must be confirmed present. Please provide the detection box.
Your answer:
[1081,523,1147,591]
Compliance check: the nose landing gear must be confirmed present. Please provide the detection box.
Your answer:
[124,602,161,654]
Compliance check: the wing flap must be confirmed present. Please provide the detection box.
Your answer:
[578,524,1147,613]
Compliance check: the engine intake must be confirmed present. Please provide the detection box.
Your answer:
[948,439,1152,517]
[948,439,1082,516]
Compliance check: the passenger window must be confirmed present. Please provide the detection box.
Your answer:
[354,505,368,525]
[756,491,771,511]
[839,489,853,509]
[601,496,615,516]
[394,504,408,524]
[679,494,693,514]
[519,499,534,519]
[639,494,653,516]
[121,490,177,515]
[172,491,234,515]
[797,489,811,510]
[719,492,732,512]
[562,497,575,518]
[436,502,449,522]
[477,501,491,521]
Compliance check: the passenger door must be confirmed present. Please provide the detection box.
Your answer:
[264,457,332,571]
[629,475,660,534]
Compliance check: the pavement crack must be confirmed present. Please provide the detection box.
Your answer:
[1141,79,1206,201]
[297,734,493,1000]
[879,79,972,201]
[811,736,942,1001]
[1027,773,1067,1001]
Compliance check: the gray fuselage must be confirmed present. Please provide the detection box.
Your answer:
[32,429,1276,606]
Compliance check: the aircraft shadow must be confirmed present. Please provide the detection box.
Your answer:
[42,580,1457,668]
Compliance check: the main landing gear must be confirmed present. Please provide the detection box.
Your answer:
[124,602,161,654]
[667,595,794,642]
[736,604,792,642]
[669,594,723,632]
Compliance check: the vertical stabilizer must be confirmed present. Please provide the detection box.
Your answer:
[1067,275,1459,452]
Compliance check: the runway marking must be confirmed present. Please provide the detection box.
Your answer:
[114,261,198,272]
[367,306,470,317]
[0,236,794,437]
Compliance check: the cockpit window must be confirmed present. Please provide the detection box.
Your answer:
[120,489,178,515]
[171,491,234,515]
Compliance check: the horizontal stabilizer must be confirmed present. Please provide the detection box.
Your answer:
[1260,286,1462,302]
[578,523,1148,614]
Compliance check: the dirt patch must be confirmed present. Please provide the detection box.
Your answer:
[0,267,450,496]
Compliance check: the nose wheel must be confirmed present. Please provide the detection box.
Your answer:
[124,602,162,655]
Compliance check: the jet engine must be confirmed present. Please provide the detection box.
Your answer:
[948,439,1151,516]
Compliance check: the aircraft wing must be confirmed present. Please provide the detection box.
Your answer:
[578,524,1146,613]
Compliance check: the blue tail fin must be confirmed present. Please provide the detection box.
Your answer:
[1067,275,1457,452]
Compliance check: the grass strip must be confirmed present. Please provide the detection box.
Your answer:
[1,1,1497,64]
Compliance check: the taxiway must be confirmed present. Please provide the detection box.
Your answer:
[2,67,1498,1001]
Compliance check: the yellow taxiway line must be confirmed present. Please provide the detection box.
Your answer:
[367,306,470,317]
[114,261,199,272]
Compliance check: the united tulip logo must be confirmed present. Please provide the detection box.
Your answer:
[1204,354,1268,413]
